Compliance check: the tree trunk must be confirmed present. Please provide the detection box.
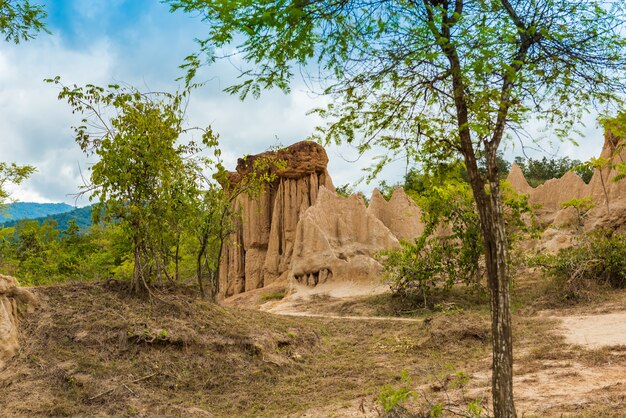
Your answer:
[464,151,516,418]
[175,236,180,282]
[599,171,610,216]
[211,240,224,301]
[483,182,516,418]
[196,237,207,298]
[132,236,143,294]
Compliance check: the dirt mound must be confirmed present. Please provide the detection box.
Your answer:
[0,274,36,369]
[0,283,321,417]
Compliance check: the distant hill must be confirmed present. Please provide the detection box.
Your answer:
[0,202,75,223]
[1,204,94,231]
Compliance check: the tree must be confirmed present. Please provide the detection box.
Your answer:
[168,1,626,415]
[0,0,47,43]
[48,79,214,294]
[0,163,36,209]
[192,153,283,299]
[580,157,611,215]
[514,156,589,186]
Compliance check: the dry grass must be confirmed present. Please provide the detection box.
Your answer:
[0,282,492,417]
[2,271,626,417]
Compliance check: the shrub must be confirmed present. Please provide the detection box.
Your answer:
[536,230,626,301]
[381,169,534,307]
[377,370,415,415]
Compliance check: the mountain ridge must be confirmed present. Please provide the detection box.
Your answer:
[0,203,93,231]
[0,202,76,223]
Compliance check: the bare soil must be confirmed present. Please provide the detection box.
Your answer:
[1,281,625,417]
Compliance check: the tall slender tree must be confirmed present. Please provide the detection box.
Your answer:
[48,80,212,294]
[168,1,626,415]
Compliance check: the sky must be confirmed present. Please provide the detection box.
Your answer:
[0,0,607,206]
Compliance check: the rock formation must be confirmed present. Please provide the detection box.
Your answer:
[507,129,626,231]
[367,188,425,241]
[218,142,425,299]
[0,275,36,369]
[218,141,335,298]
[289,187,401,287]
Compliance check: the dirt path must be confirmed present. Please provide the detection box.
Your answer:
[268,310,422,322]
[557,312,626,348]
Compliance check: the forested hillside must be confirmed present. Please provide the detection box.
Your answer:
[0,202,75,223]
[0,204,93,231]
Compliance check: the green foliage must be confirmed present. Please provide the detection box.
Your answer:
[0,0,48,43]
[514,156,589,186]
[0,162,36,209]
[560,197,594,229]
[535,230,626,302]
[377,370,415,413]
[599,108,626,139]
[0,220,130,285]
[168,0,626,178]
[383,165,534,305]
[382,166,483,305]
[48,78,217,293]
[261,291,285,301]
[334,183,354,198]
[613,162,626,183]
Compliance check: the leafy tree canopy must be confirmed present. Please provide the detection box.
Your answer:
[0,163,36,209]
[0,0,48,43]
[514,156,591,186]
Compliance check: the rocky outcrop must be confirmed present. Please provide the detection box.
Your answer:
[367,188,424,241]
[218,141,335,298]
[289,187,401,287]
[507,129,626,231]
[507,163,533,195]
[218,142,426,299]
[0,275,36,369]
[528,171,588,212]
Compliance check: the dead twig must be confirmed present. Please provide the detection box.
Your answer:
[89,373,157,401]
[131,372,158,383]
[88,388,115,401]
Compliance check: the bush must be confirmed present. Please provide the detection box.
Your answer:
[536,230,626,301]
[377,370,415,415]
[381,166,534,307]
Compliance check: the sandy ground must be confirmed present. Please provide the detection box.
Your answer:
[558,312,626,348]
[263,287,626,417]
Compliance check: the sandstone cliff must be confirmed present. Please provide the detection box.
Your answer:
[218,142,426,299]
[506,129,626,231]
[367,188,424,241]
[218,141,334,298]
[289,187,401,287]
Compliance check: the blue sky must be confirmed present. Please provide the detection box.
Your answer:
[0,0,606,205]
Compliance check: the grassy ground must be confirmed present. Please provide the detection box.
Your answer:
[1,278,625,417]
[0,282,493,417]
